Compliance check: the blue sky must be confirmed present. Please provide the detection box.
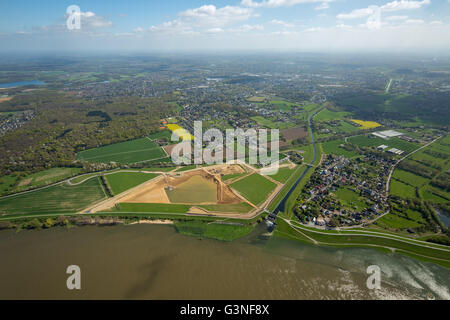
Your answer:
[0,0,449,52]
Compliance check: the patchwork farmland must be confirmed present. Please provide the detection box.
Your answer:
[230,172,277,206]
[106,172,159,195]
[0,177,106,216]
[76,137,167,164]
[315,108,352,122]
[348,135,420,153]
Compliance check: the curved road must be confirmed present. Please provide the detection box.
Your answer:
[385,135,442,197]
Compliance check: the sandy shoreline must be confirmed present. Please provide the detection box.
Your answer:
[128,219,174,225]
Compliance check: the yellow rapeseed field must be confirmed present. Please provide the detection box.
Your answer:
[350,119,382,129]
[167,124,194,141]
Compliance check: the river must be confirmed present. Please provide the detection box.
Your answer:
[0,224,449,300]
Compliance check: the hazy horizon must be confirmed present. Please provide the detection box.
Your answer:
[1,0,449,53]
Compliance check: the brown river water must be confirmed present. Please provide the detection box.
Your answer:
[0,223,449,300]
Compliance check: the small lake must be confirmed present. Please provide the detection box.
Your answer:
[437,210,450,227]
[0,80,46,89]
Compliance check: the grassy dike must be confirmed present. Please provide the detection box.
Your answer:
[274,218,450,269]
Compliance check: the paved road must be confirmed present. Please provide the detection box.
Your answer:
[385,78,393,93]
[0,168,175,200]
[385,136,442,197]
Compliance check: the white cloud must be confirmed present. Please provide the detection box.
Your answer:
[229,24,264,32]
[304,26,323,32]
[337,0,431,20]
[290,22,450,52]
[135,5,260,37]
[179,5,255,27]
[337,7,375,20]
[315,2,330,10]
[381,0,430,12]
[335,23,353,30]
[405,19,425,24]
[6,0,447,53]
[385,15,408,21]
[66,11,113,28]
[133,27,144,33]
[206,27,225,34]
[149,20,197,35]
[20,10,113,36]
[241,0,331,8]
[270,19,295,28]
[269,30,296,35]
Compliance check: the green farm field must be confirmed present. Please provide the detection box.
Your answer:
[247,96,265,102]
[348,135,420,153]
[303,103,318,112]
[334,187,367,211]
[270,100,297,111]
[106,172,158,195]
[139,167,177,172]
[420,186,450,203]
[411,135,450,170]
[222,172,247,182]
[174,221,254,241]
[376,209,426,230]
[268,165,305,213]
[0,178,106,216]
[270,167,296,183]
[109,202,253,215]
[315,109,352,121]
[196,202,253,213]
[393,169,429,187]
[76,137,166,164]
[111,202,190,213]
[148,130,172,140]
[0,167,83,195]
[230,173,277,206]
[251,116,296,130]
[15,167,82,191]
[0,175,18,195]
[175,165,197,172]
[411,152,447,170]
[390,179,416,198]
[69,173,97,184]
[322,140,358,158]
[317,121,360,138]
[405,135,450,205]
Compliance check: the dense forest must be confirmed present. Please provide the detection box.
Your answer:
[334,91,450,126]
[0,91,177,175]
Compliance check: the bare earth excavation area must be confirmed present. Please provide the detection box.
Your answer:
[121,166,243,205]
[86,164,251,214]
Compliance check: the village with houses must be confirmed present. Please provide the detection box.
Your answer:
[293,152,394,228]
